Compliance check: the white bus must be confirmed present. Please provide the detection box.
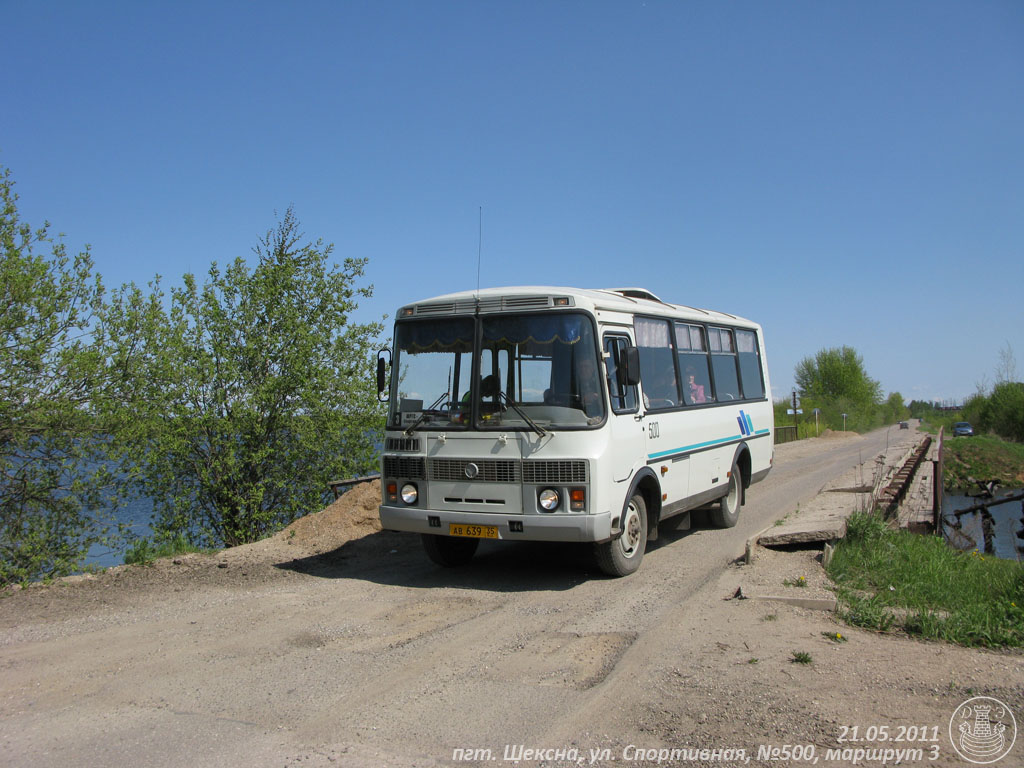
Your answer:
[376,286,773,576]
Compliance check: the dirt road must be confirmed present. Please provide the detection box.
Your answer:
[2,427,1021,768]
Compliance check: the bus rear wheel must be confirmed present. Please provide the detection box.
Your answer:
[595,492,647,577]
[421,534,479,567]
[710,458,742,528]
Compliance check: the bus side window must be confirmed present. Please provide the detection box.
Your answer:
[736,329,765,399]
[676,323,714,405]
[604,335,637,413]
[635,317,679,409]
[709,327,741,401]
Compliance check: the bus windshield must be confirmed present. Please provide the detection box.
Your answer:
[390,312,604,431]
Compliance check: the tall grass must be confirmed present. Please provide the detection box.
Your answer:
[827,512,1024,647]
[123,533,204,566]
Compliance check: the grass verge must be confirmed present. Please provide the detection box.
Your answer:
[826,512,1024,648]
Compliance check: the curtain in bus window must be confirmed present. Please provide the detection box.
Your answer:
[635,317,671,347]
[398,318,474,353]
[736,329,765,399]
[482,314,587,347]
[636,317,679,407]
[674,324,691,351]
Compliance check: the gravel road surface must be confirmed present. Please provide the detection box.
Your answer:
[2,426,1021,768]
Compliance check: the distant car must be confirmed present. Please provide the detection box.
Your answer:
[898,421,909,429]
[952,422,974,437]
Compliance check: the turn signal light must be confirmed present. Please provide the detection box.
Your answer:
[570,488,585,511]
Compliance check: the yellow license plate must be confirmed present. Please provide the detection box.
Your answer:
[449,523,499,539]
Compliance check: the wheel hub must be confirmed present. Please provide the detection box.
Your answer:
[621,504,641,556]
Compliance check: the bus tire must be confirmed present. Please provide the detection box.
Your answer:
[710,458,742,528]
[421,534,479,567]
[595,492,647,577]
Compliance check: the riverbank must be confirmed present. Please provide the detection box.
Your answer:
[942,433,1024,490]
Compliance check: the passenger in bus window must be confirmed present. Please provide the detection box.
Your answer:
[643,364,677,408]
[464,374,500,404]
[686,367,707,404]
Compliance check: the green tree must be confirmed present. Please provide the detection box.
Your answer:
[0,165,121,584]
[957,345,1024,442]
[794,346,881,408]
[883,392,908,423]
[984,381,1024,442]
[123,209,384,547]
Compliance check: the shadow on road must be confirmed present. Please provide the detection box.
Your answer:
[274,530,598,592]
[273,514,705,592]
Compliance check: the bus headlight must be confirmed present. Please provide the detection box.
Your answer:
[401,483,418,505]
[538,488,560,511]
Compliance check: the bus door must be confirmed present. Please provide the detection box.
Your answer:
[602,334,644,484]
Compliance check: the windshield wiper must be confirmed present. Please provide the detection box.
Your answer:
[498,392,548,437]
[404,392,449,436]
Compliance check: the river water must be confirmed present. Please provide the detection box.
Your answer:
[942,488,1024,561]
[84,495,156,568]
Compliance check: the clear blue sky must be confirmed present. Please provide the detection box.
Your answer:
[3,0,1022,404]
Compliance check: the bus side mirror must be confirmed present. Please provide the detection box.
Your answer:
[621,347,641,386]
[376,349,391,401]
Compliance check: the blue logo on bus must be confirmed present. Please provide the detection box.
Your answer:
[737,411,754,436]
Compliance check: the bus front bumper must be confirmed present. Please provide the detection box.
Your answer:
[379,505,615,543]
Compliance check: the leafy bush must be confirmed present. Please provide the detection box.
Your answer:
[112,209,385,548]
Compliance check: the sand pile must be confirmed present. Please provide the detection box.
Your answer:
[272,479,382,552]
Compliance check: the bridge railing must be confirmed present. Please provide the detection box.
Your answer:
[774,425,798,445]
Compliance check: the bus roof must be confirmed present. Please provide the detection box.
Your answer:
[397,286,759,328]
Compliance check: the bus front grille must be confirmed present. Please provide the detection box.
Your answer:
[522,460,589,484]
[383,456,426,479]
[429,458,521,483]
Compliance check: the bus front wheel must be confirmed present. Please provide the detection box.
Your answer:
[595,493,648,577]
[421,534,479,567]
[710,458,743,528]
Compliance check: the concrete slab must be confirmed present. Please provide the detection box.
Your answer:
[731,588,837,611]
[756,428,932,548]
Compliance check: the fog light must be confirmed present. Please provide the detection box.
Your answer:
[401,483,418,504]
[539,488,560,511]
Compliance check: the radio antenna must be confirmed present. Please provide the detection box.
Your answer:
[476,206,482,296]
